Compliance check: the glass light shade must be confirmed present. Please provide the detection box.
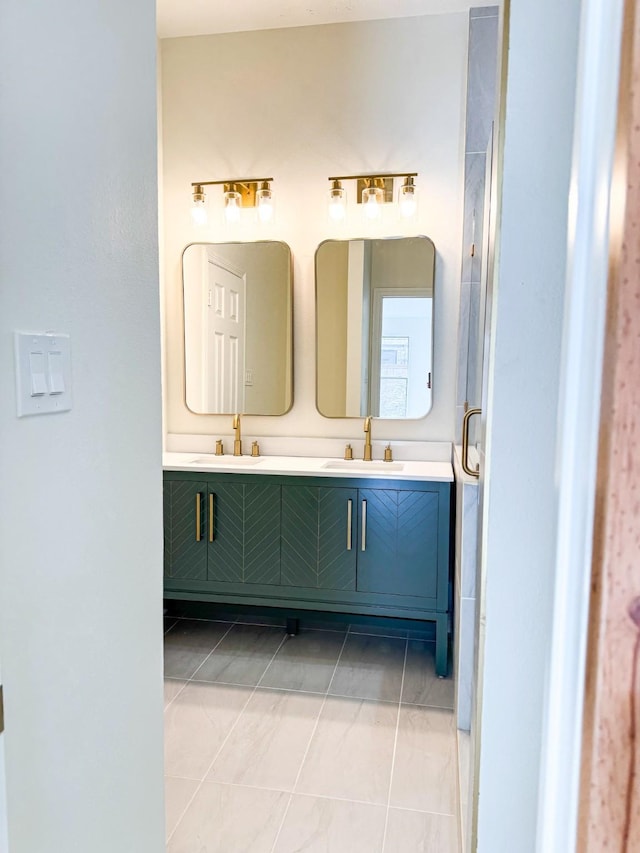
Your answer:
[256,186,274,223]
[362,185,384,220]
[191,197,208,226]
[224,190,242,223]
[399,181,418,219]
[328,185,346,222]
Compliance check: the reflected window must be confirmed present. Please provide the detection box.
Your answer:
[315,236,435,419]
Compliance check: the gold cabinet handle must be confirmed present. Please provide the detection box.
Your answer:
[195,492,202,541]
[347,499,353,551]
[209,493,215,543]
[462,408,481,478]
[361,499,367,552]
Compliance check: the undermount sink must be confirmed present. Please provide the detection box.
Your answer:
[322,460,405,472]
[191,455,264,466]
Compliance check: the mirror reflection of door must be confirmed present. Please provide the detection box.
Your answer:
[205,255,246,413]
[370,290,432,418]
[183,241,293,416]
[315,236,435,419]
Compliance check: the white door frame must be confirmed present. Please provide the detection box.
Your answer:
[535,0,624,849]
[0,648,8,851]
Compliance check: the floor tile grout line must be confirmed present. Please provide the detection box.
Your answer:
[381,637,409,853]
[163,679,188,713]
[164,775,458,817]
[184,621,238,682]
[187,679,327,697]
[165,632,288,846]
[181,677,445,708]
[268,629,351,853]
[163,621,237,712]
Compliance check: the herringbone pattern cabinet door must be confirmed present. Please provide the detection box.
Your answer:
[318,488,357,591]
[164,479,207,580]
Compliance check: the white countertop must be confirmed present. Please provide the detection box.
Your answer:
[163,452,453,482]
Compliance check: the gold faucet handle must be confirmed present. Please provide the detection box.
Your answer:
[251,441,260,458]
[344,443,353,460]
[215,439,224,456]
[384,444,393,463]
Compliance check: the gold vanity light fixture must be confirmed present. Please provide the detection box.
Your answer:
[190,178,275,226]
[327,173,418,222]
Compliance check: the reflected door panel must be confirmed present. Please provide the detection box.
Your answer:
[183,241,293,416]
[206,260,245,413]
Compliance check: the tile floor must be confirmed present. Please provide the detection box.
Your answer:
[164,614,459,852]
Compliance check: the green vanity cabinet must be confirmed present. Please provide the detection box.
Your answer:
[164,478,209,582]
[357,488,440,600]
[164,475,282,586]
[281,485,358,591]
[164,470,453,676]
[209,481,281,585]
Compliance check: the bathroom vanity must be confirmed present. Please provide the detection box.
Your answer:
[163,454,453,676]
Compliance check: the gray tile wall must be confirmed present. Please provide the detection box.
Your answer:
[455,8,499,443]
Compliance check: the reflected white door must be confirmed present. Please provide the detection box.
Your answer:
[205,259,246,413]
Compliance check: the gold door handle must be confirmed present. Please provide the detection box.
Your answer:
[347,499,353,551]
[361,499,367,551]
[209,493,215,543]
[195,492,202,541]
[462,408,481,478]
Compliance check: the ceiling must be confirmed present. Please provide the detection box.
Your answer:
[157,0,490,39]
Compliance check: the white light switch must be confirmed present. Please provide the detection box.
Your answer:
[48,351,65,394]
[29,352,48,396]
[15,332,72,417]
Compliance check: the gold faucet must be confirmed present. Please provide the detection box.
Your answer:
[233,414,242,456]
[363,416,373,461]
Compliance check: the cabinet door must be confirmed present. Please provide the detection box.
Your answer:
[281,485,357,591]
[244,483,281,585]
[207,482,244,583]
[357,488,440,599]
[395,490,439,599]
[164,479,207,581]
[318,487,357,591]
[281,486,319,588]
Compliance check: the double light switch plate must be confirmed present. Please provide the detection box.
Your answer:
[14,331,72,417]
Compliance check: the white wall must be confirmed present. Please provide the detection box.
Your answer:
[0,2,165,851]
[160,14,467,444]
[0,657,7,851]
[475,0,581,849]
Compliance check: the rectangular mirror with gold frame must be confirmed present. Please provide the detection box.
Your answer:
[183,241,293,415]
[315,236,435,419]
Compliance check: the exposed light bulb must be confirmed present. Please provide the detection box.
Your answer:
[400,194,417,218]
[363,187,382,220]
[257,184,274,223]
[191,185,207,225]
[399,177,418,219]
[191,198,208,226]
[224,191,241,223]
[328,181,346,222]
[329,197,346,221]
